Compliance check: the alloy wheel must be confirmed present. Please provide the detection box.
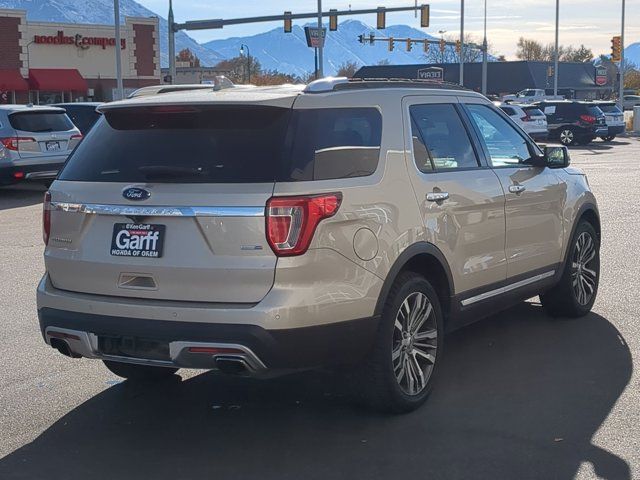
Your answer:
[392,292,438,396]
[560,129,574,145]
[571,231,598,305]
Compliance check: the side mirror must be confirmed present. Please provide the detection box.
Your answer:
[543,145,570,168]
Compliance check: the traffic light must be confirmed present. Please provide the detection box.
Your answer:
[423,41,430,53]
[377,7,386,29]
[439,38,445,53]
[420,5,430,28]
[358,34,365,44]
[406,39,413,51]
[455,40,461,53]
[369,33,375,44]
[284,11,292,33]
[329,9,338,31]
[611,36,622,62]
[388,37,395,51]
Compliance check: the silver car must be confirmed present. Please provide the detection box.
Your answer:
[0,105,81,185]
[37,79,600,413]
[594,101,625,141]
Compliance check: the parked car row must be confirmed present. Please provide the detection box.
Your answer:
[499,100,626,146]
[0,102,101,186]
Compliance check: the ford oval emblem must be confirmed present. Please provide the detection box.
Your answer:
[122,187,151,201]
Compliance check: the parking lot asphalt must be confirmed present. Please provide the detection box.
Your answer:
[0,137,639,480]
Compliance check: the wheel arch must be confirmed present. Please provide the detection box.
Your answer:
[374,242,455,323]
[563,202,600,266]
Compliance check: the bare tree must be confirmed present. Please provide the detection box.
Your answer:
[424,34,484,64]
[336,61,360,78]
[517,37,593,63]
[516,37,544,61]
[214,56,262,84]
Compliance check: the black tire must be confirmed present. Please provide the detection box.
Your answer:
[540,221,600,317]
[601,135,615,142]
[354,272,444,413]
[559,128,577,146]
[103,360,179,381]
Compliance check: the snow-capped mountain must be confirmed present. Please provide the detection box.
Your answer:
[203,20,441,77]
[0,0,224,67]
[625,43,640,67]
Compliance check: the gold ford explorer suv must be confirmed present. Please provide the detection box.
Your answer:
[37,78,600,412]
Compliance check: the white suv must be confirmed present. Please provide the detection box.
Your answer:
[499,103,548,141]
[37,78,600,412]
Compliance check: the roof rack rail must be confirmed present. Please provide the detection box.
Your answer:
[340,78,469,91]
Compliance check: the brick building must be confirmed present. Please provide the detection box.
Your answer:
[0,8,160,104]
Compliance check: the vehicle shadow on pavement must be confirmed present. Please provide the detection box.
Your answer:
[0,302,632,480]
[0,184,46,211]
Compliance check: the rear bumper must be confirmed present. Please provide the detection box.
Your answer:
[606,125,625,136]
[38,307,379,371]
[0,161,64,184]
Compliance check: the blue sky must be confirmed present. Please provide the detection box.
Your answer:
[138,0,638,59]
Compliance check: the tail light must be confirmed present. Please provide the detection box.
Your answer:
[580,114,596,124]
[520,114,532,122]
[68,133,83,150]
[266,193,342,256]
[43,191,51,245]
[0,137,38,151]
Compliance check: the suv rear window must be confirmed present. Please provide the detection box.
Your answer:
[9,111,74,133]
[59,106,382,183]
[597,104,621,114]
[522,107,544,116]
[586,106,604,116]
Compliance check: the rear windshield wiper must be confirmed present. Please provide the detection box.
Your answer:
[138,165,209,180]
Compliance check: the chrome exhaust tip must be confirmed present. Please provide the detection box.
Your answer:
[215,356,252,375]
[50,338,81,358]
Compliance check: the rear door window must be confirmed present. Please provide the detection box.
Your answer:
[285,108,382,181]
[9,111,74,132]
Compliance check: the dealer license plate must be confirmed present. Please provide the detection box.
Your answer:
[110,223,165,258]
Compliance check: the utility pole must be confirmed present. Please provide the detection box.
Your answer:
[168,0,176,85]
[113,0,124,99]
[317,0,324,78]
[553,0,559,96]
[618,0,625,111]
[481,0,487,95]
[459,0,464,86]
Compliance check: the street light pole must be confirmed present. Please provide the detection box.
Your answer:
[553,0,559,96]
[618,0,625,111]
[481,0,488,95]
[168,0,176,85]
[459,0,464,86]
[317,0,324,78]
[240,44,251,84]
[114,0,124,100]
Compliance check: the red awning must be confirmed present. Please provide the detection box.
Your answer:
[0,69,29,92]
[28,69,88,92]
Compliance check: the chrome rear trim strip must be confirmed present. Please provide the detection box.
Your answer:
[49,203,264,217]
[460,270,555,306]
[25,171,58,180]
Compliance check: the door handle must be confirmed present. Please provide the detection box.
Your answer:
[509,184,526,194]
[426,191,449,202]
